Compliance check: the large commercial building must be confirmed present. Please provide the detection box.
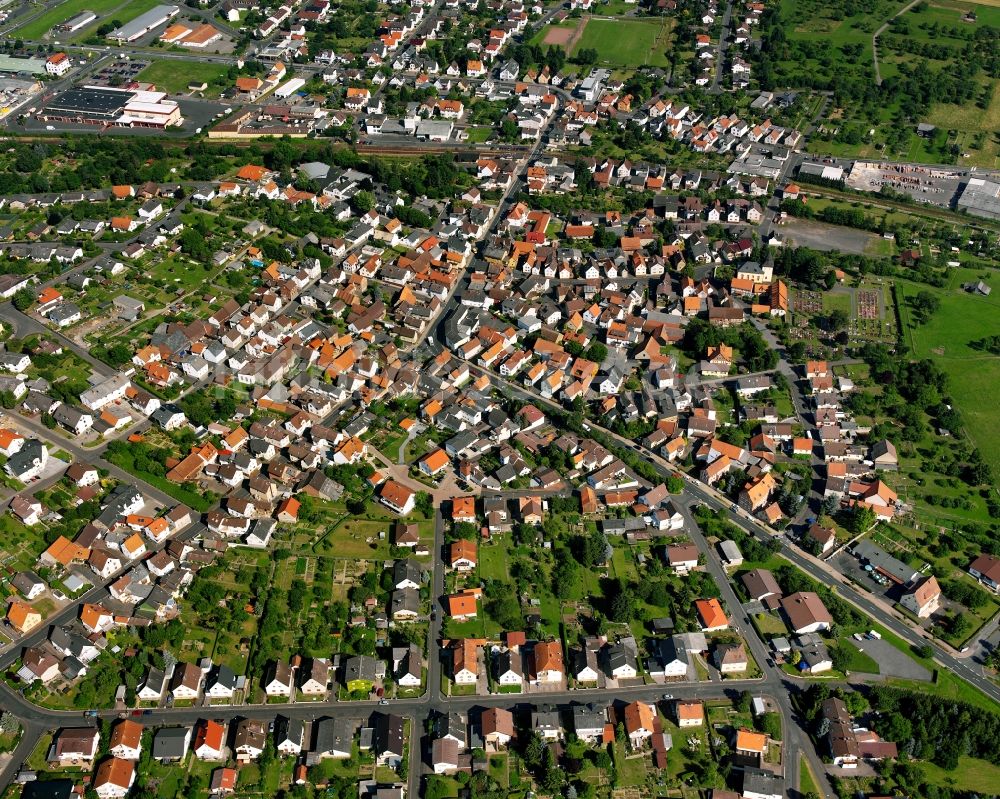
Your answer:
[40,86,183,128]
[0,55,48,76]
[59,11,98,33]
[956,177,1000,221]
[108,5,179,42]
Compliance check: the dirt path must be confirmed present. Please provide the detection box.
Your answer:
[873,0,922,84]
[565,16,589,53]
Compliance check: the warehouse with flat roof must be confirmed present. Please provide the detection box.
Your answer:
[0,55,48,76]
[44,86,129,122]
[59,11,98,32]
[956,177,1000,221]
[40,86,182,128]
[108,4,179,42]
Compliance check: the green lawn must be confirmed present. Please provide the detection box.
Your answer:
[571,18,674,67]
[800,755,820,796]
[753,612,789,637]
[612,741,648,787]
[137,60,231,97]
[465,126,493,143]
[918,755,1000,793]
[479,538,512,582]
[488,754,509,788]
[14,0,125,39]
[835,639,880,674]
[315,517,392,559]
[822,291,852,315]
[143,254,217,289]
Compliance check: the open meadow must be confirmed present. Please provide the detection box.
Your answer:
[793,0,1000,165]
[137,60,231,96]
[896,273,1000,477]
[13,0,124,39]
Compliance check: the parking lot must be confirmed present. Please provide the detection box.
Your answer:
[854,637,932,681]
[832,550,897,592]
[88,59,148,87]
[846,161,966,209]
[25,95,226,137]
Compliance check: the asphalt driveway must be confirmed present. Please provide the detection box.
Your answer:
[857,638,932,681]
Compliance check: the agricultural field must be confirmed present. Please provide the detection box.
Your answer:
[137,60,231,97]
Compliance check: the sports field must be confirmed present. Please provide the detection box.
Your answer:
[535,17,674,68]
[14,0,125,39]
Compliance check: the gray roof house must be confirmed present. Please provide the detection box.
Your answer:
[152,727,192,762]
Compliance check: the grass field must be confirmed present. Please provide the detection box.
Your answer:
[573,18,673,67]
[14,0,125,39]
[104,0,164,27]
[822,290,852,314]
[918,755,1000,792]
[137,60,230,96]
[143,253,216,286]
[924,80,1000,168]
[799,756,820,796]
[753,612,789,636]
[836,639,881,674]
[897,277,1000,476]
[534,16,674,67]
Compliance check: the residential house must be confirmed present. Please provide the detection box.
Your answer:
[109,720,144,760]
[675,700,704,727]
[93,758,135,799]
[531,640,564,684]
[780,592,832,634]
[264,661,294,697]
[152,727,192,762]
[714,643,748,674]
[194,719,227,760]
[234,719,267,762]
[481,707,514,749]
[901,575,941,619]
[622,700,655,748]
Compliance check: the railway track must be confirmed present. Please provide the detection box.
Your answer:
[354,143,531,158]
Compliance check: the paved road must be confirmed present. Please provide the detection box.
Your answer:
[420,337,836,796]
[675,492,827,795]
[0,303,115,378]
[710,0,736,93]
[0,722,45,790]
